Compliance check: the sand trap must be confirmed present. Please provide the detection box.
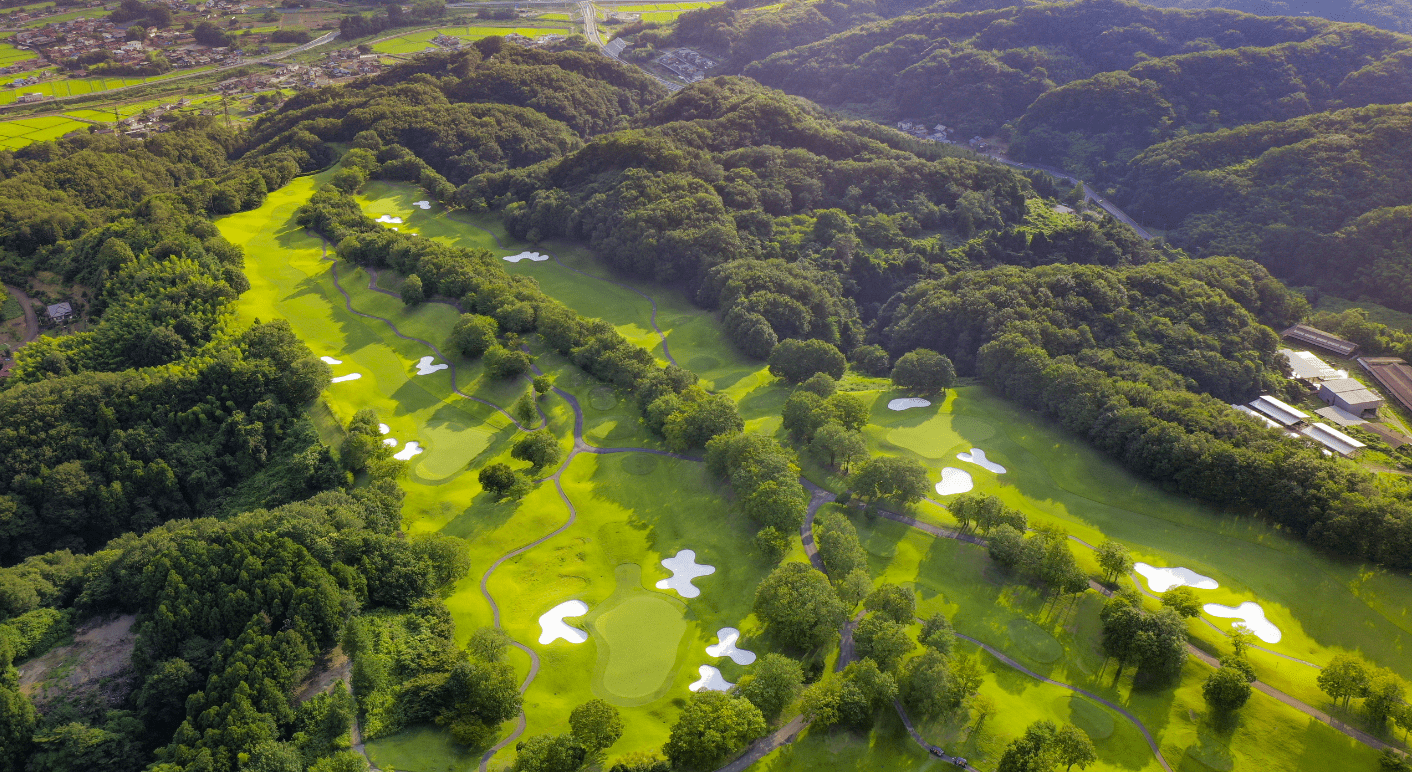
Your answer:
[382,438,397,447]
[378,423,390,435]
[1134,563,1219,593]
[414,356,448,375]
[538,600,589,645]
[888,397,932,411]
[957,448,1006,474]
[393,441,423,461]
[320,356,343,365]
[706,627,756,665]
[1203,601,1281,643]
[688,665,734,692]
[934,467,973,495]
[503,251,549,263]
[655,549,715,598]
[330,373,362,383]
[413,200,431,209]
[375,214,403,224]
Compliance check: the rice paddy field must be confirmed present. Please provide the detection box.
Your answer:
[0,114,87,149]
[370,24,573,55]
[605,1,721,21]
[0,69,212,106]
[216,174,1412,771]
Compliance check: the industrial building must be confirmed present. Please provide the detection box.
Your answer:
[1316,377,1384,417]
[1359,357,1412,414]
[1248,395,1309,427]
[1282,324,1359,357]
[1300,423,1366,456]
[1280,348,1343,382]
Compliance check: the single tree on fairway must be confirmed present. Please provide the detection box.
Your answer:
[1160,587,1203,618]
[1203,666,1253,713]
[1095,540,1133,583]
[569,699,623,755]
[1054,724,1097,771]
[662,691,765,770]
[735,654,804,721]
[890,349,955,394]
[401,274,424,305]
[1319,654,1370,708]
[753,562,847,651]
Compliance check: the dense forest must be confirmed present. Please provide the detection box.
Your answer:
[650,0,1412,325]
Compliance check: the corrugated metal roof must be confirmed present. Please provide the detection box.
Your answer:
[1301,423,1365,456]
[1249,395,1309,426]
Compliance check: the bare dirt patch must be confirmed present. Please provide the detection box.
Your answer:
[18,614,138,711]
[295,644,352,703]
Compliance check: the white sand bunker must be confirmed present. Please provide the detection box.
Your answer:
[1204,602,1281,644]
[330,373,362,383]
[382,438,397,447]
[378,423,390,435]
[320,356,343,365]
[504,251,549,263]
[413,200,431,209]
[375,214,403,224]
[935,467,974,495]
[689,665,734,692]
[706,627,756,665]
[957,448,1006,474]
[1134,562,1219,593]
[393,441,423,461]
[414,356,448,375]
[888,397,932,411]
[538,600,589,645]
[656,549,715,598]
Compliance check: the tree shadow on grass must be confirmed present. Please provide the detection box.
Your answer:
[440,488,525,542]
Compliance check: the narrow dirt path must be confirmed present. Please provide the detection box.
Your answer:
[5,284,38,343]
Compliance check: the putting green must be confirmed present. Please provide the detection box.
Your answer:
[1058,695,1115,740]
[414,419,492,480]
[588,564,689,705]
[589,385,618,410]
[1007,618,1064,664]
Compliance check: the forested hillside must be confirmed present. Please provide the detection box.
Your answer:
[1117,101,1412,312]
[1143,0,1412,35]
[733,0,1412,168]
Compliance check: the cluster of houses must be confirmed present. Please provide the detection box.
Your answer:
[895,120,951,143]
[655,47,714,82]
[10,13,256,81]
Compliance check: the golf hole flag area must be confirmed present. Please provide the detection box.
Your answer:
[215,175,1412,772]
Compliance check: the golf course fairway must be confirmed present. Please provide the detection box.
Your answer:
[214,173,1404,772]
